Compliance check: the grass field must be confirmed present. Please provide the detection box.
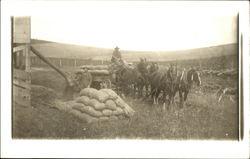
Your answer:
[12,68,239,139]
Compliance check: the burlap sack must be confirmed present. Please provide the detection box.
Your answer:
[112,107,124,115]
[115,97,135,117]
[109,115,118,121]
[72,102,86,109]
[115,97,126,108]
[118,115,125,120]
[99,116,109,121]
[92,102,106,110]
[80,88,99,98]
[80,88,109,102]
[69,109,99,123]
[89,70,109,75]
[75,96,90,105]
[105,100,117,110]
[88,98,100,107]
[100,89,118,100]
[73,105,103,117]
[96,91,109,102]
[102,109,113,116]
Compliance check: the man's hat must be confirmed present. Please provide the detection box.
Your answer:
[115,46,119,50]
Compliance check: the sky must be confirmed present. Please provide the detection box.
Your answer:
[30,1,239,51]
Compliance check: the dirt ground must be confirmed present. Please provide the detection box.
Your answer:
[12,68,239,139]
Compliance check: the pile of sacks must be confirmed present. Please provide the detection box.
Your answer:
[53,88,135,123]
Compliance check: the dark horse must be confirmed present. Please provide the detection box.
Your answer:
[175,68,201,108]
[117,66,147,98]
[149,64,177,110]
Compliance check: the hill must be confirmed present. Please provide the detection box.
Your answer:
[31,39,237,62]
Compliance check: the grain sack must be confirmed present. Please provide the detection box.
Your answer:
[109,115,118,121]
[80,88,109,102]
[75,96,90,105]
[88,98,100,107]
[105,100,117,110]
[115,97,135,117]
[92,102,106,110]
[115,97,126,108]
[73,105,103,117]
[89,70,109,75]
[99,116,109,121]
[80,88,99,98]
[72,103,85,109]
[69,109,98,123]
[75,94,106,110]
[81,65,108,70]
[100,89,118,100]
[102,109,113,116]
[118,115,125,120]
[112,107,124,115]
[96,91,110,102]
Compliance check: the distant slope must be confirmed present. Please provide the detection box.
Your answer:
[31,39,237,62]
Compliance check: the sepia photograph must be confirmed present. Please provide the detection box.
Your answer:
[1,1,249,158]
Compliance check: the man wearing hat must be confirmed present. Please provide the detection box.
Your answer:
[73,67,92,94]
[111,46,122,64]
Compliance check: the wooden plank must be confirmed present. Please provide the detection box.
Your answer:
[13,85,30,107]
[13,17,31,43]
[13,45,25,53]
[13,79,31,90]
[25,43,30,71]
[13,68,31,81]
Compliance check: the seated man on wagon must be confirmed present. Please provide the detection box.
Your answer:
[110,46,130,82]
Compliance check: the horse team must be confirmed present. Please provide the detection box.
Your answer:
[116,60,202,110]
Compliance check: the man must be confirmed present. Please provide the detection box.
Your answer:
[110,46,125,83]
[73,67,92,92]
[111,46,122,64]
[137,58,148,77]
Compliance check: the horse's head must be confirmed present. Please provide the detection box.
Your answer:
[188,69,201,86]
[149,62,159,74]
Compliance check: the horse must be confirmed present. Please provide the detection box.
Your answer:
[117,66,146,98]
[136,59,151,97]
[175,68,201,108]
[148,65,178,110]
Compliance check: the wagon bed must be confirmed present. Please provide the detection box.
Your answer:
[80,65,114,89]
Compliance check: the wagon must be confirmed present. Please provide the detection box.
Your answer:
[80,65,115,90]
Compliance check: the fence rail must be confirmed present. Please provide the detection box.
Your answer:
[31,56,111,68]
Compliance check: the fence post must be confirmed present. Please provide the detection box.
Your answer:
[74,59,77,67]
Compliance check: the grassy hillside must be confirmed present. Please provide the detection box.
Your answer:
[31,39,237,62]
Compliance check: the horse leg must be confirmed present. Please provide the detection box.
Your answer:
[179,91,183,108]
[172,90,177,106]
[156,89,161,105]
[162,90,167,111]
[153,96,156,105]
[133,84,137,99]
[183,91,189,107]
[140,84,143,98]
[145,84,149,97]
[167,94,172,111]
[184,91,188,101]
[152,87,156,105]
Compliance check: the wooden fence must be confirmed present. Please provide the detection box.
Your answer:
[30,56,111,68]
